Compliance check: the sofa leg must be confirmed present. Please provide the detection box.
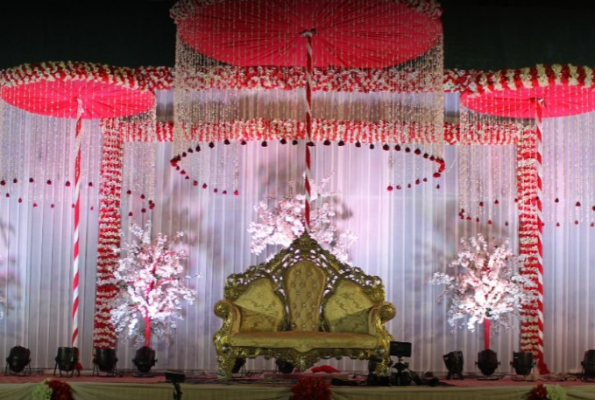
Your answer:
[374,356,391,376]
[217,353,236,380]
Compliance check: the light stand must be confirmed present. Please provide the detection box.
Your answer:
[165,370,185,400]
[389,341,413,386]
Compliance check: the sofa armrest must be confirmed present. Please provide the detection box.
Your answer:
[367,301,396,335]
[214,299,242,339]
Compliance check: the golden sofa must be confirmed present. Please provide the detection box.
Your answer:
[213,233,396,379]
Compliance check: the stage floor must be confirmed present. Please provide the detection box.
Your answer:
[2,372,595,400]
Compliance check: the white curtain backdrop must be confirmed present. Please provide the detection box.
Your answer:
[0,89,593,375]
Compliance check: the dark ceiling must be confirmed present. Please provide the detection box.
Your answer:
[0,0,594,71]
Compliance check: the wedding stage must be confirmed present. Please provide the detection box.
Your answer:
[1,372,595,400]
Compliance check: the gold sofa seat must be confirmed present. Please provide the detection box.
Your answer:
[230,331,378,352]
[213,233,396,379]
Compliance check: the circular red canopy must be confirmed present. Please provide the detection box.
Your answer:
[173,0,442,68]
[1,62,155,119]
[462,85,595,119]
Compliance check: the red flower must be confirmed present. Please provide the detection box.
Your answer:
[289,377,331,400]
[526,384,548,400]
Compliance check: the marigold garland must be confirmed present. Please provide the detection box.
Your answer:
[289,377,331,400]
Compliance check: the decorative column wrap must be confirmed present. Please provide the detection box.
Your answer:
[93,119,124,349]
[516,124,549,374]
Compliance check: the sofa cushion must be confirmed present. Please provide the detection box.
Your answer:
[324,280,374,333]
[234,278,285,332]
[230,331,378,353]
[284,260,326,332]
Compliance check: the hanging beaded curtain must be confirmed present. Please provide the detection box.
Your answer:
[170,0,445,195]
[0,61,156,351]
[461,65,595,225]
[460,64,595,375]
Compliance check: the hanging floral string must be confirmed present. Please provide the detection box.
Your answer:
[289,377,331,400]
[110,222,197,347]
[248,177,357,263]
[31,379,73,400]
[526,384,567,400]
[431,234,537,331]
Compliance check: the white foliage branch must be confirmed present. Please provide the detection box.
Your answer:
[110,222,196,347]
[431,234,537,331]
[248,177,357,263]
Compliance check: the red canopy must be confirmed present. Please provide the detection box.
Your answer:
[461,65,595,118]
[173,0,442,68]
[1,62,155,119]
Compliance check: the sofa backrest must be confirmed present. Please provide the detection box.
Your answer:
[223,233,387,333]
[283,260,326,331]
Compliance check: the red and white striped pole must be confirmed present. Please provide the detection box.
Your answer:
[532,98,547,374]
[72,99,83,349]
[302,30,315,233]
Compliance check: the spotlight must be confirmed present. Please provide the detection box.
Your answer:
[133,346,157,376]
[93,348,118,376]
[53,347,80,377]
[165,370,186,400]
[443,351,464,380]
[581,350,595,381]
[476,349,499,377]
[275,359,294,374]
[511,352,534,377]
[5,346,31,375]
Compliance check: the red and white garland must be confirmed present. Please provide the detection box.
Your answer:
[0,61,151,91]
[464,64,595,96]
[94,120,124,349]
[180,65,442,93]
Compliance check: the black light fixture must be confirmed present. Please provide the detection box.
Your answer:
[92,348,118,376]
[581,349,595,381]
[510,351,534,378]
[476,349,500,377]
[165,369,186,400]
[443,351,464,380]
[5,346,31,375]
[53,347,80,377]
[133,346,157,376]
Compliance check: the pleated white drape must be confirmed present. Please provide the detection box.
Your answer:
[0,89,594,375]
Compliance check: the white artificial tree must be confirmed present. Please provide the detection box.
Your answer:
[248,177,357,263]
[431,234,536,341]
[111,222,196,347]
